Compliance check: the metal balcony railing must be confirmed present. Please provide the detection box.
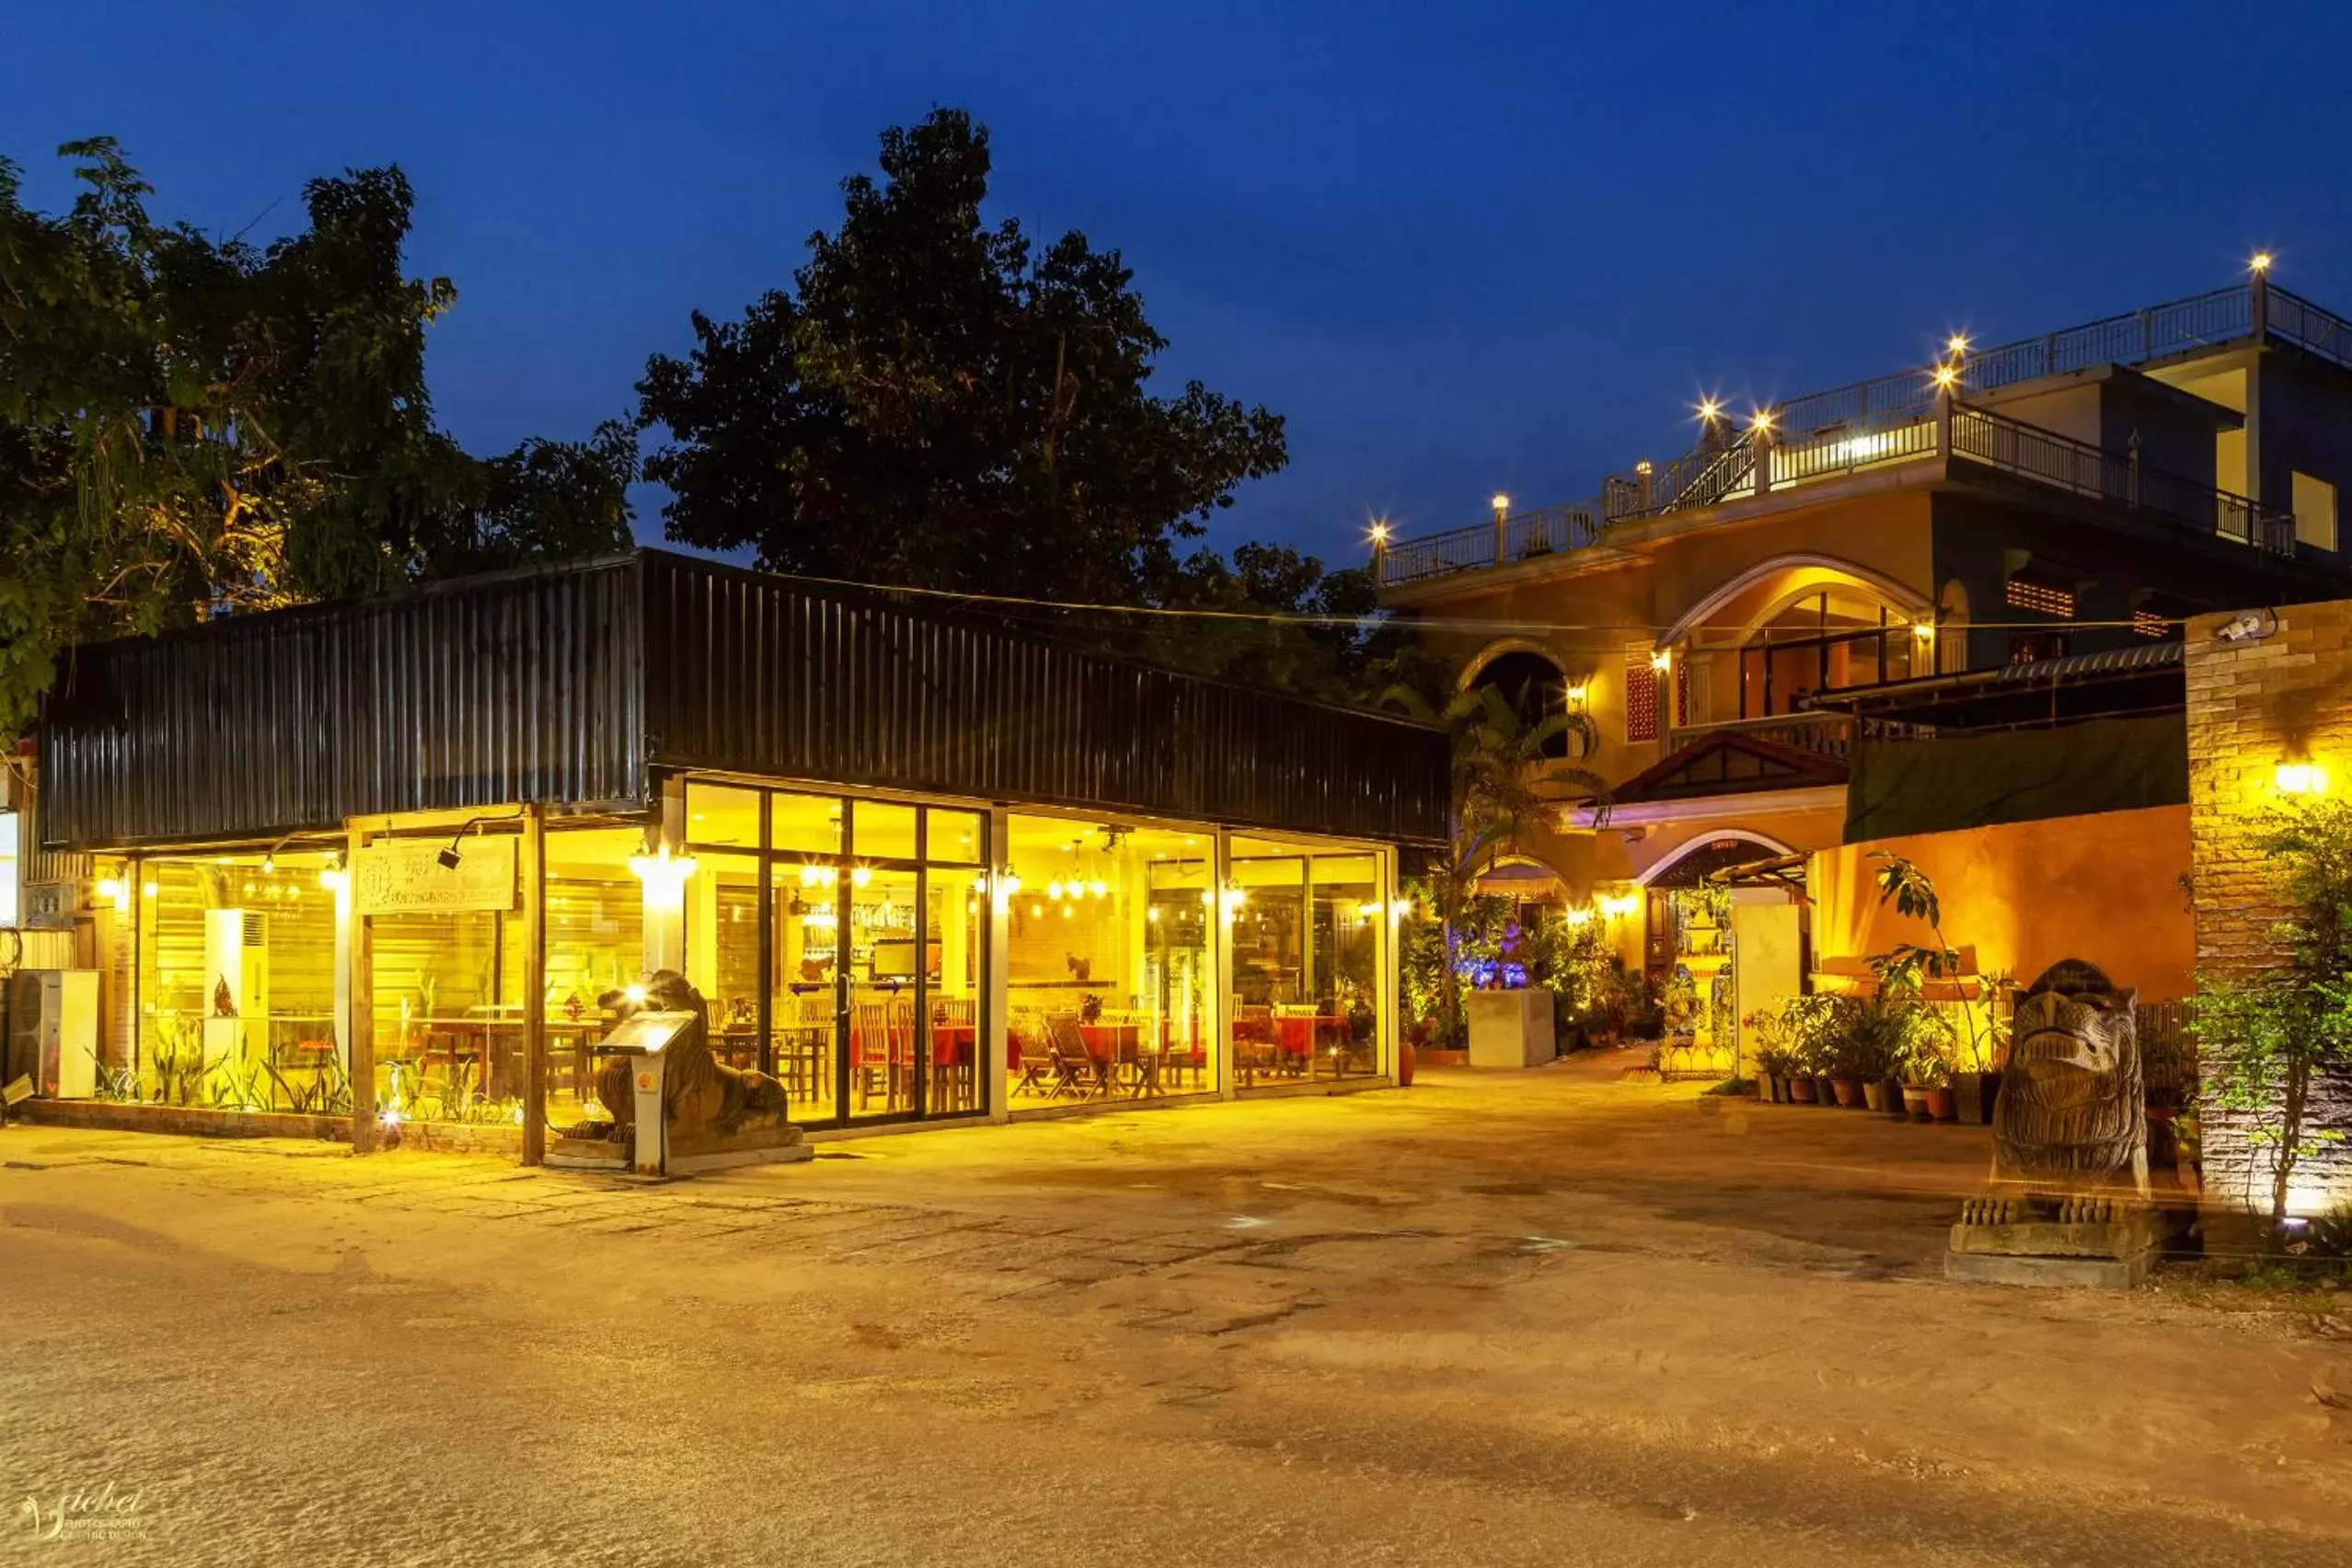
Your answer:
[1947,407,2295,556]
[1375,278,2349,591]
[1666,709,1858,760]
[1378,503,1599,587]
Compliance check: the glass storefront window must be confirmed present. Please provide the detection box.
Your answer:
[135,848,342,1112]
[1005,814,1216,1104]
[927,809,986,866]
[851,800,919,861]
[1228,835,1389,1086]
[771,792,843,857]
[685,783,763,849]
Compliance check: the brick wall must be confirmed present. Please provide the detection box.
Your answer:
[2184,603,2352,1219]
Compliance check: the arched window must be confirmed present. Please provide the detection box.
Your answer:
[1463,649,1574,761]
[1733,582,1929,720]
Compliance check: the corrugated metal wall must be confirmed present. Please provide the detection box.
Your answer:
[39,559,647,847]
[640,553,1450,844]
[36,552,1447,850]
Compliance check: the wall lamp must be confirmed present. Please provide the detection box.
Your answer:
[2275,762,2328,797]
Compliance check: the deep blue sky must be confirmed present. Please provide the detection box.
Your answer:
[10,1,2352,567]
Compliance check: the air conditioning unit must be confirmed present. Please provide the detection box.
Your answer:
[5,969,99,1099]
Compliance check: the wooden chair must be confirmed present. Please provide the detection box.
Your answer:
[1043,1013,1099,1098]
[853,1000,894,1110]
[928,997,977,1111]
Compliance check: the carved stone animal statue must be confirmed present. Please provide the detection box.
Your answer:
[1992,959,2149,1197]
[594,971,788,1139]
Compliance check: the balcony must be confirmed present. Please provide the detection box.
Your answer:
[1376,278,2345,594]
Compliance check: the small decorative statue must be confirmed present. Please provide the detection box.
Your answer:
[588,971,788,1141]
[213,976,236,1019]
[1991,959,2149,1198]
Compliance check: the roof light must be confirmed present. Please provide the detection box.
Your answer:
[1490,492,1512,516]
[1946,333,1969,356]
[1696,398,1722,422]
[2251,250,2274,274]
[1749,408,1774,432]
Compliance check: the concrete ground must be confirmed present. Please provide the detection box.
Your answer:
[4,1055,2349,1568]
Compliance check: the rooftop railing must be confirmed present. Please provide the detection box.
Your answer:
[1947,406,2295,555]
[1377,276,2343,589]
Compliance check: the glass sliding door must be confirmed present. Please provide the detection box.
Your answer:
[844,859,923,1117]
[686,780,987,1128]
[769,790,845,1124]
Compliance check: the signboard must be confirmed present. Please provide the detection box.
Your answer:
[352,837,517,916]
[597,1010,695,1056]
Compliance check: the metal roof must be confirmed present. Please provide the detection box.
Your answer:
[38,550,1450,850]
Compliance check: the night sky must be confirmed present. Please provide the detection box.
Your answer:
[10,1,2352,569]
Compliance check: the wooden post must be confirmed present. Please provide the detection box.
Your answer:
[346,825,376,1154]
[984,806,1011,1124]
[520,804,548,1165]
[1215,829,1238,1101]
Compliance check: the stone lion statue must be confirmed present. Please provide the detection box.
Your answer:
[1992,959,2148,1197]
[589,970,789,1142]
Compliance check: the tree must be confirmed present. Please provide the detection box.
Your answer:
[1395,683,1607,1045]
[0,139,632,734]
[637,109,1287,607]
[2191,799,2352,1224]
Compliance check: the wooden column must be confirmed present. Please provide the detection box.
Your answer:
[983,806,1011,1124]
[346,824,376,1154]
[1215,830,1238,1101]
[520,804,548,1165]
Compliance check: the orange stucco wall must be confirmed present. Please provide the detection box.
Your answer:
[1809,803,2194,1001]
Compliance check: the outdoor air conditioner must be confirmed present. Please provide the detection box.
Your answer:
[5,969,99,1099]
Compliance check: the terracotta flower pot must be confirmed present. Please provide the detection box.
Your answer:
[1831,1078,1864,1108]
[1788,1076,1818,1103]
[1399,1039,1416,1088]
[1925,1085,1956,1122]
[1862,1079,1890,1113]
[1902,1084,1934,1121]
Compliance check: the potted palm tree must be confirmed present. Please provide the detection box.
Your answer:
[1397,681,1609,1069]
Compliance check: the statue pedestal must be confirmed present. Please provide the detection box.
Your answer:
[1945,1196,2172,1288]
[669,1122,813,1175]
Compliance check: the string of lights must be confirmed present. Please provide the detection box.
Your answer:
[742,566,2188,639]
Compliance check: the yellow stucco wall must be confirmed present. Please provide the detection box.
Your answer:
[1415,488,1939,793]
[1809,804,2194,1002]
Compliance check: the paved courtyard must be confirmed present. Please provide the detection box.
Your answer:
[5,1055,2349,1566]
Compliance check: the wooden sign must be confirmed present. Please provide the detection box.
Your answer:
[352,837,517,916]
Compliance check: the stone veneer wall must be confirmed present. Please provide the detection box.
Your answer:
[2184,603,2352,1220]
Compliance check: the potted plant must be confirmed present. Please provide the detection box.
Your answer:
[1891,1005,1956,1121]
[1842,1004,1899,1113]
[1864,855,2012,1124]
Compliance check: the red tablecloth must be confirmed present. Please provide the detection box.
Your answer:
[1079,1023,1143,1062]
[853,1022,976,1066]
[1275,1015,1348,1055]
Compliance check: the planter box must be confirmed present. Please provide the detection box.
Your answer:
[1466,989,1557,1069]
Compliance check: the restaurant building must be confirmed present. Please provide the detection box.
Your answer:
[15,550,1447,1159]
